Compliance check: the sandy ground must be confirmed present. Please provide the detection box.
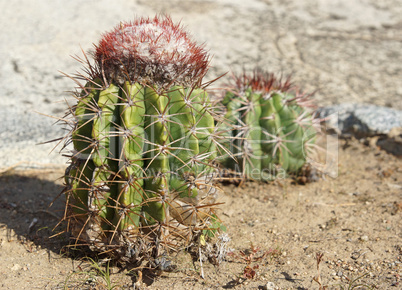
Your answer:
[0,138,401,289]
[0,0,401,289]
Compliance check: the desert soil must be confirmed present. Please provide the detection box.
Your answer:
[0,137,400,289]
[1,0,401,289]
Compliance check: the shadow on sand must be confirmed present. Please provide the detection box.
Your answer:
[0,169,68,255]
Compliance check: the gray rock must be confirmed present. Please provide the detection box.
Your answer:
[377,127,402,156]
[0,107,67,169]
[318,103,402,137]
[319,104,402,156]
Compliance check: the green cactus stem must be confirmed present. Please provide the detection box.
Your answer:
[220,70,321,181]
[60,16,226,263]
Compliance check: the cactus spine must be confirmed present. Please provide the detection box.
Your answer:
[220,70,320,181]
[61,16,224,263]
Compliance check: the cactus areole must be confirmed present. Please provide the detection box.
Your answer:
[62,16,224,264]
[220,70,320,181]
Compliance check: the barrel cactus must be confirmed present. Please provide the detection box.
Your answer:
[60,16,226,265]
[219,70,321,181]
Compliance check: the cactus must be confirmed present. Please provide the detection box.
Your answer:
[219,70,320,181]
[60,16,226,264]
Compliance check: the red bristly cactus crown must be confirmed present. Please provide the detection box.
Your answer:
[94,15,210,87]
[232,69,292,95]
[231,69,316,108]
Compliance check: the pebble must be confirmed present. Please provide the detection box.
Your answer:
[360,235,369,242]
[263,282,277,290]
[11,264,21,271]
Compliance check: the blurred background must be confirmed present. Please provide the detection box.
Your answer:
[0,0,401,169]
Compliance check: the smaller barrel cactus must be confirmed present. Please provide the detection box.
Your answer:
[219,70,321,181]
[59,16,227,265]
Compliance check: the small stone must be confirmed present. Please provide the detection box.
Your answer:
[368,136,380,147]
[11,264,21,271]
[360,235,369,242]
[263,282,276,290]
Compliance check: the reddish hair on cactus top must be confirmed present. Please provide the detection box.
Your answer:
[94,15,210,87]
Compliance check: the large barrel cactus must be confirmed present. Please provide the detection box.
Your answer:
[220,70,320,181]
[60,16,225,264]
